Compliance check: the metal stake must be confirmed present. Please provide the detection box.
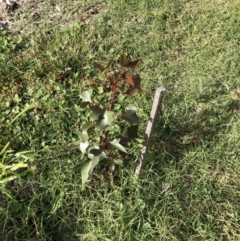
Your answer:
[135,87,165,178]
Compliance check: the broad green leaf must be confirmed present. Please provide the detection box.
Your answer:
[88,143,100,151]
[81,149,106,183]
[126,104,137,111]
[96,111,115,131]
[110,139,127,153]
[127,125,139,138]
[114,159,123,166]
[88,145,106,160]
[81,123,93,141]
[80,161,92,187]
[122,104,139,125]
[81,131,88,142]
[89,149,102,156]
[68,140,81,150]
[79,141,89,154]
[101,151,107,159]
[88,155,101,174]
[90,106,104,121]
[87,145,106,175]
[109,163,115,172]
[79,91,91,103]
[73,130,82,138]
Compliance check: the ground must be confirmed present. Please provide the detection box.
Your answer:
[1,0,240,240]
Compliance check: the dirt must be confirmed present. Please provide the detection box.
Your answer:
[0,0,27,29]
[0,0,105,34]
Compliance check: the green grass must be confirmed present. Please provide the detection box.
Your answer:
[1,0,240,240]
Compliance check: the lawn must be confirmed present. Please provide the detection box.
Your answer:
[0,0,240,240]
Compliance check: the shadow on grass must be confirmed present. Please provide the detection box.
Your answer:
[150,90,240,166]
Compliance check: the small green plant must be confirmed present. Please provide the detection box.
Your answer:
[0,103,35,185]
[0,142,28,185]
[0,31,22,61]
[74,53,147,186]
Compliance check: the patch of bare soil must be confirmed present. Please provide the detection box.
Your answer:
[0,0,27,30]
[0,0,105,34]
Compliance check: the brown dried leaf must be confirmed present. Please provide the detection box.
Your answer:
[125,59,141,69]
[95,60,112,72]
[123,75,135,86]
[95,63,106,72]
[125,74,147,94]
[86,79,98,86]
[120,54,129,67]
[139,85,147,92]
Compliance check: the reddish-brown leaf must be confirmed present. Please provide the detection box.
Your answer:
[95,63,106,72]
[124,74,147,94]
[121,73,126,79]
[123,75,135,86]
[96,60,112,72]
[132,74,141,86]
[106,60,112,69]
[125,59,141,69]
